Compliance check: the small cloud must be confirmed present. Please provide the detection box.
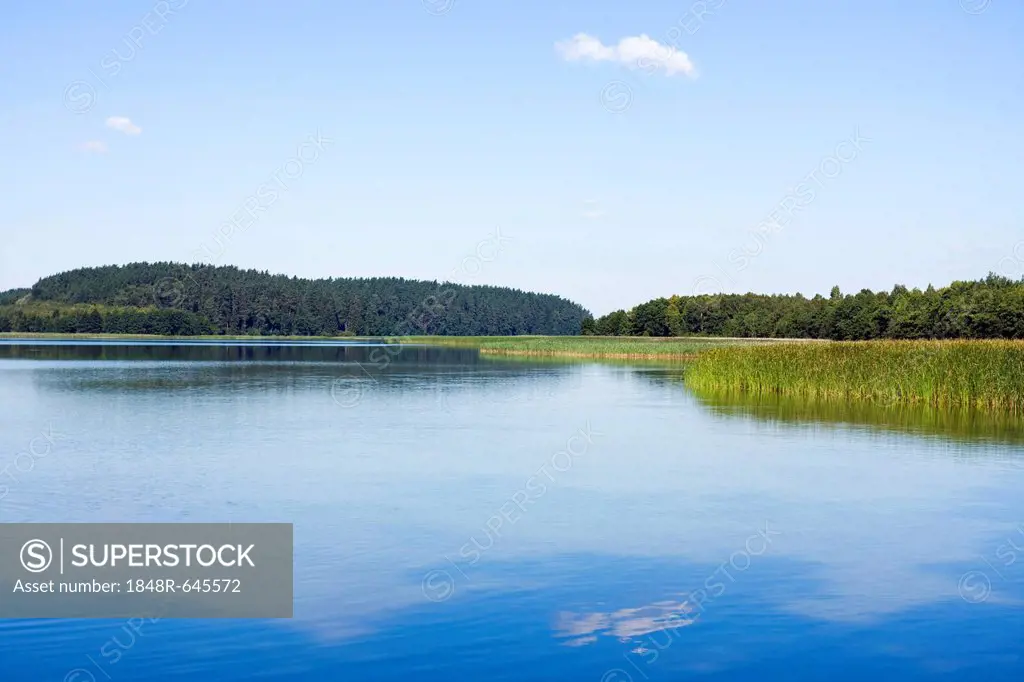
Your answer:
[556,33,696,77]
[582,199,605,220]
[106,116,141,135]
[78,140,108,154]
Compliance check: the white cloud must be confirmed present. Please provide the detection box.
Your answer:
[78,140,108,154]
[582,199,605,220]
[106,116,141,135]
[556,33,696,77]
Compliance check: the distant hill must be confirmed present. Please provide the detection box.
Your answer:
[0,263,589,336]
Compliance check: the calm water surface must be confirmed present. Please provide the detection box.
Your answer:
[1,341,1023,681]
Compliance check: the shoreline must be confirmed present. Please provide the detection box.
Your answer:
[476,348,700,360]
[3,333,1023,410]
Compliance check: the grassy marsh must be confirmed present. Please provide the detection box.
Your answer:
[685,340,1024,411]
[401,335,810,359]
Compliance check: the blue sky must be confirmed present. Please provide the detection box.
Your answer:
[1,0,1021,315]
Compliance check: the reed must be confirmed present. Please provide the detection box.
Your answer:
[685,340,1024,411]
[403,335,801,359]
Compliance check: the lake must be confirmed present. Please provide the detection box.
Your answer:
[1,340,1023,681]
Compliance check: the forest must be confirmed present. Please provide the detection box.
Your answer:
[6,266,1024,341]
[583,275,1024,340]
[0,263,589,336]
[0,302,215,336]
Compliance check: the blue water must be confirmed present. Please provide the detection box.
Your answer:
[1,340,1022,680]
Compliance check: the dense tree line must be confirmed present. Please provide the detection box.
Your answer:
[0,288,29,305]
[582,275,1024,339]
[5,263,588,336]
[0,304,214,335]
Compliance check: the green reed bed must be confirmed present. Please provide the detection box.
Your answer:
[685,340,1024,411]
[404,335,800,359]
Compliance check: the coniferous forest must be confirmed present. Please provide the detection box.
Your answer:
[582,274,1024,340]
[4,265,1024,341]
[0,263,589,336]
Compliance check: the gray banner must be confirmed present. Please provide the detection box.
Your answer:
[0,523,292,618]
